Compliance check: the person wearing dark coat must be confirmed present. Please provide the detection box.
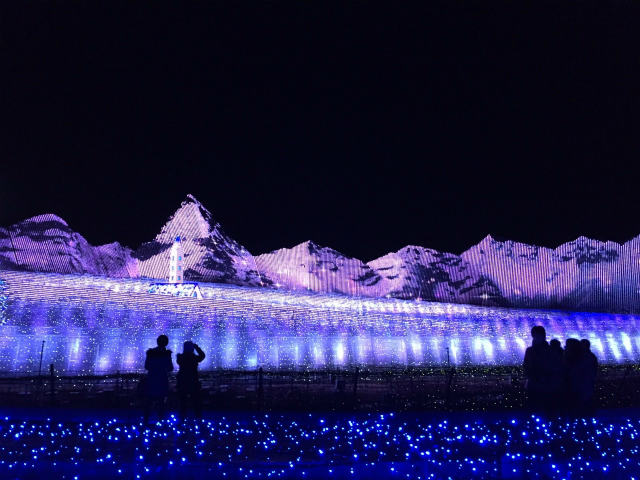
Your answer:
[548,339,565,411]
[523,326,552,411]
[143,334,174,423]
[579,338,598,412]
[564,338,586,413]
[176,341,206,418]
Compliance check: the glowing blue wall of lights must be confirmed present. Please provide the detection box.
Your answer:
[0,270,639,374]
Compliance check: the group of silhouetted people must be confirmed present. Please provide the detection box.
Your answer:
[143,334,206,423]
[523,325,598,414]
[142,327,600,421]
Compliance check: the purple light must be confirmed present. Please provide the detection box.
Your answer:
[0,270,639,374]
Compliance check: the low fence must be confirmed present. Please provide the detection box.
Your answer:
[0,364,638,412]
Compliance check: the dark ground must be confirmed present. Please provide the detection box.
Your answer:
[1,364,638,413]
[1,365,639,479]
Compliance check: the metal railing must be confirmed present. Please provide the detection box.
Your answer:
[0,364,638,412]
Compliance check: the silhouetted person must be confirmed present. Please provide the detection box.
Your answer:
[564,338,585,413]
[523,326,551,411]
[144,335,174,423]
[548,339,565,411]
[580,338,598,412]
[177,341,205,419]
[549,339,564,358]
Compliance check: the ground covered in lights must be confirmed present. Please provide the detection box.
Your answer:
[0,410,639,479]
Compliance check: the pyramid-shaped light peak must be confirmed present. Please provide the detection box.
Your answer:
[460,234,496,259]
[184,193,202,206]
[183,194,215,222]
[301,240,334,253]
[482,233,497,243]
[154,195,216,242]
[470,234,495,249]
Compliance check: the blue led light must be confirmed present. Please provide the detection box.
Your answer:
[0,411,637,478]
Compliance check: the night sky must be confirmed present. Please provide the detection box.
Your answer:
[1,2,639,261]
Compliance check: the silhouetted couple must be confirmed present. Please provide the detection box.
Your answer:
[143,334,206,422]
[523,325,598,415]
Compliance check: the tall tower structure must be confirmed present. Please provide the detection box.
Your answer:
[169,236,184,283]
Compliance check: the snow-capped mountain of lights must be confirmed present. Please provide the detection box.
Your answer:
[255,240,385,296]
[2,194,640,312]
[135,194,266,286]
[0,269,639,374]
[0,214,138,277]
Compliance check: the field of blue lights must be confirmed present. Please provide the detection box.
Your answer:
[1,270,640,374]
[0,409,639,479]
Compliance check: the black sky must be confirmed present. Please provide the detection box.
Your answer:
[1,2,639,261]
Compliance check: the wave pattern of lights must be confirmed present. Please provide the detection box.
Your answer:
[1,270,639,374]
[0,411,639,479]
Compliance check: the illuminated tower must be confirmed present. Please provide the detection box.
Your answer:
[169,236,184,283]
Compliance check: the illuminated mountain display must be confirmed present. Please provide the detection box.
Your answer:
[0,214,138,278]
[1,194,639,313]
[134,194,267,286]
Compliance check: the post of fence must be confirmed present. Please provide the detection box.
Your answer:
[445,347,455,410]
[257,367,264,410]
[353,366,359,397]
[38,341,45,377]
[37,340,45,403]
[49,364,55,406]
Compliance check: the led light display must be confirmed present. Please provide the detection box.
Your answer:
[3,195,640,314]
[1,270,639,374]
[0,411,639,479]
